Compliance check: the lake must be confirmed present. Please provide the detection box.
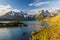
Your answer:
[0,21,50,40]
[0,27,40,40]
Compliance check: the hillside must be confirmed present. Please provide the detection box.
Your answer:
[30,13,60,40]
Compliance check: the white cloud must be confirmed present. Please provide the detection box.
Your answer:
[29,0,60,7]
[29,3,33,6]
[0,5,21,16]
[12,9,21,12]
[29,0,60,11]
[34,1,50,6]
[29,1,50,6]
[0,5,11,16]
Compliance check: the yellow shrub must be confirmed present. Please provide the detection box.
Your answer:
[31,13,60,40]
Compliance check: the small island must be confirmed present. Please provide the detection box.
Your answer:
[0,21,28,28]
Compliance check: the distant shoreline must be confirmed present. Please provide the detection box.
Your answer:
[0,21,28,28]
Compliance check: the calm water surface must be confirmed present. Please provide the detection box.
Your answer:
[0,21,49,40]
[0,27,40,40]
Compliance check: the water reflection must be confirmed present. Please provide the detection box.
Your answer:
[0,28,10,40]
[0,27,40,40]
[0,21,50,40]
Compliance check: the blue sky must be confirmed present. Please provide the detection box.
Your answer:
[0,0,60,11]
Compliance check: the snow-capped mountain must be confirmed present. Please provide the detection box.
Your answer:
[0,9,59,21]
[0,11,27,19]
[35,10,58,20]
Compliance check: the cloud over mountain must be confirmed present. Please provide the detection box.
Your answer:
[0,5,21,16]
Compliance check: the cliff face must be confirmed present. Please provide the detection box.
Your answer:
[30,13,60,40]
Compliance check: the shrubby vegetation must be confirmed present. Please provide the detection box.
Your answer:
[30,13,60,40]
